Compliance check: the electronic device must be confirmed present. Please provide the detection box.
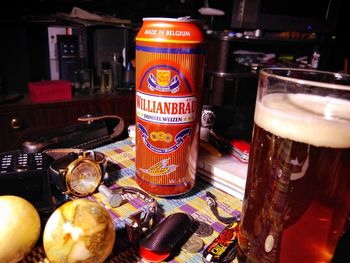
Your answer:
[231,0,341,33]
[57,35,80,81]
[0,151,54,216]
[47,25,88,81]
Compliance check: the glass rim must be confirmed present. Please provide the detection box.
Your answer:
[260,67,350,91]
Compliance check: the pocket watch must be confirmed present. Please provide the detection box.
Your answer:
[46,149,107,197]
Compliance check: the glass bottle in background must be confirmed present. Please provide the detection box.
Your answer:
[79,58,94,94]
[112,52,124,91]
[80,68,94,94]
[73,70,81,95]
[100,62,113,94]
[73,58,94,95]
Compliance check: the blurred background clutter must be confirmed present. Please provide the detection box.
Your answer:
[0,0,348,147]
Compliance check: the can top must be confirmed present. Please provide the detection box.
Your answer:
[137,17,205,44]
[142,17,200,23]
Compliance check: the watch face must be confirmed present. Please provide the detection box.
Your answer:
[66,160,102,197]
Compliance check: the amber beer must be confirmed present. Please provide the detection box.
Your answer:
[238,69,350,262]
[135,18,205,196]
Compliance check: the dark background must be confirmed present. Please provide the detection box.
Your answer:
[0,0,346,36]
[1,0,348,140]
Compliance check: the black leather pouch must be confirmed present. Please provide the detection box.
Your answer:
[22,115,125,153]
[139,213,196,262]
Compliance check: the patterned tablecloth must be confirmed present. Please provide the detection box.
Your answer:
[22,138,243,263]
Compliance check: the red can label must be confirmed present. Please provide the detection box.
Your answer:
[135,18,205,196]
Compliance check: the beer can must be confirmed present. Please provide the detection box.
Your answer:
[135,17,205,196]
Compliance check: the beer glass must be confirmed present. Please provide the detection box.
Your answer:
[237,68,350,262]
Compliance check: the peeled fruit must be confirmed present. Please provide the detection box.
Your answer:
[43,199,115,263]
[0,195,41,263]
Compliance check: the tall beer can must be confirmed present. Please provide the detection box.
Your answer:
[135,18,205,196]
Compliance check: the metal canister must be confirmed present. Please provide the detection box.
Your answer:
[135,17,205,196]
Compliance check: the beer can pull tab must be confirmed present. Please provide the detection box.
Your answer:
[202,221,239,263]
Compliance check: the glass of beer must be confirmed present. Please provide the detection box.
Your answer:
[237,68,350,262]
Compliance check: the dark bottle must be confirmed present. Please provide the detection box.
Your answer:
[124,61,135,90]
[74,58,94,94]
[112,53,124,90]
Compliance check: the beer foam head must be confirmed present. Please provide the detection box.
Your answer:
[255,93,350,148]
